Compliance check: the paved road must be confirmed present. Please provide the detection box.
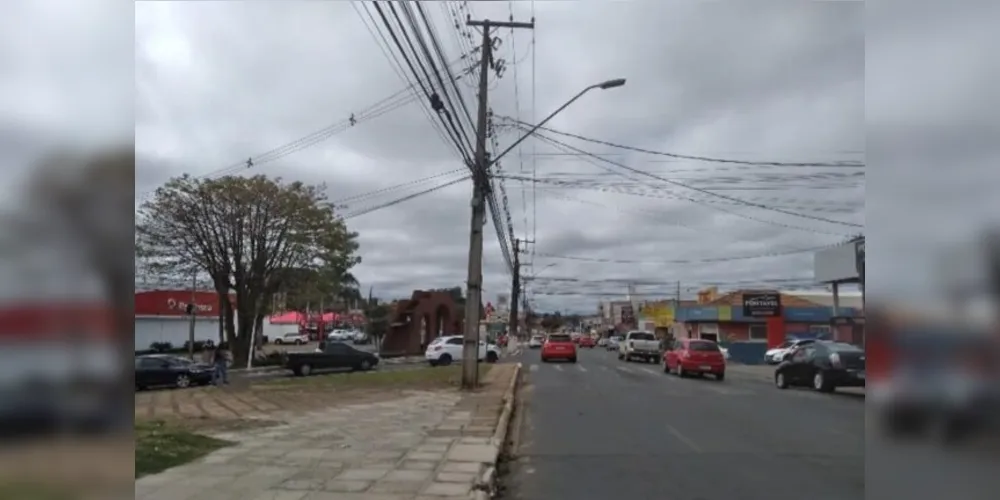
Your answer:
[502,346,864,500]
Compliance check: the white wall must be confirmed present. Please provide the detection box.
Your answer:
[135,317,220,351]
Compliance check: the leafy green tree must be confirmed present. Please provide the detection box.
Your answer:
[362,287,392,349]
[136,174,360,363]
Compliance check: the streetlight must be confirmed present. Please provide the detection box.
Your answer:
[489,78,627,167]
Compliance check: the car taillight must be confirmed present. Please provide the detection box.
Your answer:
[829,352,842,368]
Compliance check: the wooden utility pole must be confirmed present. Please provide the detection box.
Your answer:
[509,238,533,342]
[462,16,535,390]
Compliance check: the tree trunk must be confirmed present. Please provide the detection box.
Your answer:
[217,303,225,343]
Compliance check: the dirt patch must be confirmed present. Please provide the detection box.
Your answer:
[135,420,233,478]
[0,435,133,499]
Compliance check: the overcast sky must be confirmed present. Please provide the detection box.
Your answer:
[132,1,870,314]
[0,2,996,315]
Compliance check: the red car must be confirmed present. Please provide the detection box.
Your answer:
[662,338,726,380]
[578,336,596,348]
[541,334,577,363]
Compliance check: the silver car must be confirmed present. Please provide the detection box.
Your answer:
[607,336,622,351]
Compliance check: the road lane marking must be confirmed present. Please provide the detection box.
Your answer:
[615,366,633,374]
[577,365,588,372]
[554,365,563,371]
[639,367,660,376]
[600,366,609,371]
[529,365,538,372]
[665,423,703,453]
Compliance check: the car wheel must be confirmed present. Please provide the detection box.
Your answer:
[175,374,191,389]
[813,371,833,392]
[569,357,577,363]
[677,365,686,378]
[662,359,670,373]
[775,371,788,389]
[300,364,313,377]
[715,372,725,381]
[274,339,283,345]
[486,351,499,363]
[438,354,453,366]
[359,359,372,371]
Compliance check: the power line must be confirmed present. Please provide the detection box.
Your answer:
[343,175,470,219]
[333,168,467,207]
[499,117,864,168]
[534,243,839,265]
[521,127,864,230]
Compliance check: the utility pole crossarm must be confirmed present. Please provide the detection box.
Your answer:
[467,20,535,29]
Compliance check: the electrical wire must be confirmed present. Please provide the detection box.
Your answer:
[343,175,471,219]
[520,126,864,230]
[500,117,865,169]
[372,2,475,165]
[533,243,839,265]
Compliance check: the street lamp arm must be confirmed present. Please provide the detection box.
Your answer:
[488,78,626,168]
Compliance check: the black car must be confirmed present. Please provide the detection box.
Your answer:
[774,341,865,392]
[285,341,379,376]
[135,354,214,390]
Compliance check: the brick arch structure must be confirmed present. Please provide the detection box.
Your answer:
[381,290,463,356]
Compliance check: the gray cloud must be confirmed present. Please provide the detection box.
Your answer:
[128,1,870,312]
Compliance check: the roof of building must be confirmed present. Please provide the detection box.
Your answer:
[705,290,823,308]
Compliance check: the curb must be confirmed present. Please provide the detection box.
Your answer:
[471,362,522,500]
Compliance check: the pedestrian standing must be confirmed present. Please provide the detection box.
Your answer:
[212,341,230,386]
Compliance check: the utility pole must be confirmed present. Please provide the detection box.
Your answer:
[462,16,535,389]
[676,281,681,306]
[509,238,533,342]
[187,270,197,360]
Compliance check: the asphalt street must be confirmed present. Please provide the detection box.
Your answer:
[502,346,864,500]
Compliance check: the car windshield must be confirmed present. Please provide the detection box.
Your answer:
[547,335,572,343]
[629,333,655,341]
[689,341,720,352]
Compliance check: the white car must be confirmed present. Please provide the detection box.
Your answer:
[327,329,352,341]
[527,335,544,349]
[765,339,816,364]
[273,332,308,345]
[607,336,622,351]
[425,335,501,366]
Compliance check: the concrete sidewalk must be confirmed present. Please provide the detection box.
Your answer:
[727,363,865,395]
[136,364,520,500]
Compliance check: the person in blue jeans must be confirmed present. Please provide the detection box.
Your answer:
[212,342,230,386]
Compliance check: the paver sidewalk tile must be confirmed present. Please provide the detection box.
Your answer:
[321,479,371,492]
[382,469,432,482]
[400,460,438,470]
[247,491,308,500]
[435,471,477,483]
[369,480,425,494]
[421,481,471,496]
[336,468,390,481]
[445,443,495,463]
[440,461,481,473]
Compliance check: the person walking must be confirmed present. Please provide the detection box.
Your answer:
[212,341,230,386]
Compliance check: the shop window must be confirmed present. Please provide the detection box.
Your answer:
[809,325,832,339]
[749,324,768,340]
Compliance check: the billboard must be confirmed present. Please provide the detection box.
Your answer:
[644,303,674,327]
[855,238,865,285]
[742,292,782,318]
[814,241,862,283]
[620,304,635,325]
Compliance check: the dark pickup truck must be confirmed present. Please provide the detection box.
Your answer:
[284,341,379,376]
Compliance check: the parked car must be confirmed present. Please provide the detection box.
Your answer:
[327,329,353,342]
[765,339,816,364]
[541,333,577,363]
[273,332,309,345]
[135,354,214,390]
[662,339,726,380]
[619,331,659,363]
[597,337,609,348]
[424,335,501,366]
[578,336,596,348]
[285,341,379,376]
[528,335,544,349]
[775,341,865,392]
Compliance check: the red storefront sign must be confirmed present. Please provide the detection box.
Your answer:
[134,290,234,317]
